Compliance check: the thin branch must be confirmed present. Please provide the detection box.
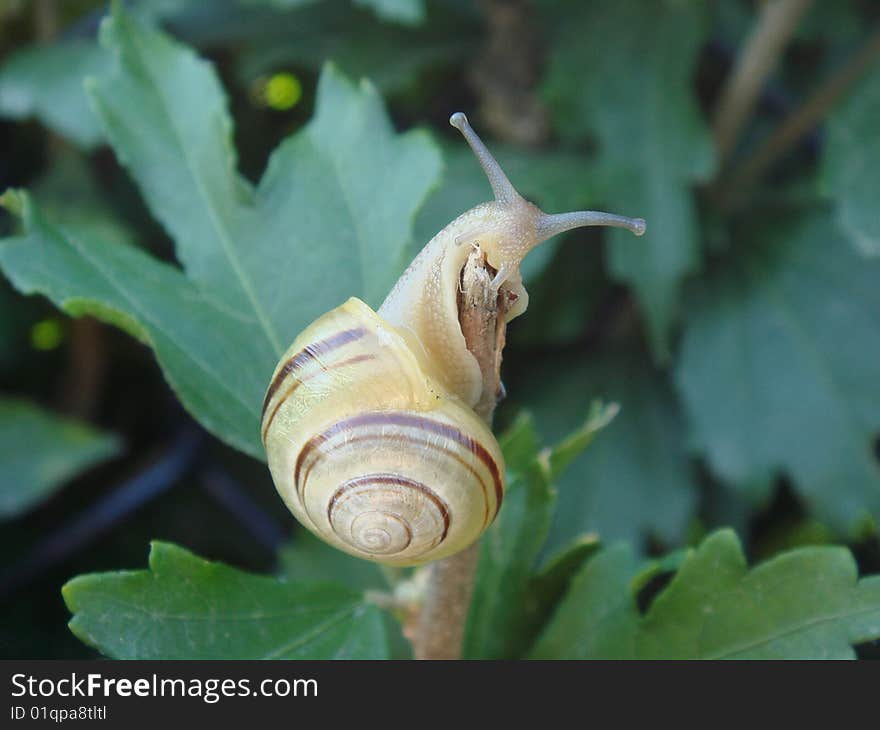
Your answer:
[411,1,541,655]
[412,248,509,660]
[32,1,109,419]
[717,24,880,211]
[61,317,108,419]
[34,0,58,42]
[469,0,549,146]
[0,427,203,599]
[712,0,813,167]
[413,542,481,659]
[200,467,287,553]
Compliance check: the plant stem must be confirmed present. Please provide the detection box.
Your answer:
[712,0,813,166]
[470,0,549,146]
[0,427,203,599]
[34,0,58,41]
[61,317,108,419]
[717,24,880,210]
[413,542,481,659]
[32,0,109,420]
[412,248,509,660]
[406,9,549,558]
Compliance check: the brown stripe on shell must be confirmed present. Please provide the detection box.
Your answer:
[327,474,450,546]
[261,327,366,419]
[260,353,375,443]
[294,412,504,520]
[305,432,492,527]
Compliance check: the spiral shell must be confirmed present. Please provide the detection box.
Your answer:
[261,298,505,567]
[261,113,645,567]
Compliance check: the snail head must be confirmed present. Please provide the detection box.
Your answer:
[448,112,645,290]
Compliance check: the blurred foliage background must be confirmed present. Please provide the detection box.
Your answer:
[0,0,879,658]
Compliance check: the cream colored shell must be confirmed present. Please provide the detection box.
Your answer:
[261,298,505,567]
[261,112,645,568]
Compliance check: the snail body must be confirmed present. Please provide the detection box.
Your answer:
[262,113,645,566]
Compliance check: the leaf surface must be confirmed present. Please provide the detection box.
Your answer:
[353,0,425,25]
[464,407,615,658]
[542,0,714,355]
[0,7,442,458]
[824,67,880,256]
[64,541,389,659]
[676,207,880,530]
[0,42,106,148]
[277,529,388,592]
[531,529,880,659]
[513,349,698,553]
[0,398,121,518]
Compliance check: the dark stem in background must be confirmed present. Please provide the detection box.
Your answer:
[33,0,57,41]
[716,25,880,211]
[0,427,203,599]
[712,0,813,167]
[12,0,285,599]
[33,0,110,420]
[410,1,546,659]
[469,0,549,146]
[61,317,108,420]
[0,422,292,599]
[199,466,287,554]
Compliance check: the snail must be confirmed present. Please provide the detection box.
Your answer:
[261,112,645,566]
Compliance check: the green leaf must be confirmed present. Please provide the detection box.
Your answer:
[63,541,390,659]
[547,400,619,480]
[92,8,440,312]
[531,529,880,659]
[464,410,612,659]
[219,1,479,96]
[519,534,602,650]
[512,349,699,554]
[31,148,135,248]
[0,7,442,459]
[675,207,880,532]
[824,67,880,256]
[0,42,106,148]
[234,0,424,25]
[0,193,269,458]
[795,1,862,43]
[464,415,554,659]
[532,536,602,595]
[276,522,412,659]
[0,0,198,147]
[542,0,715,356]
[0,398,121,519]
[530,542,641,659]
[353,0,425,26]
[277,529,388,592]
[495,411,542,474]
[240,0,319,8]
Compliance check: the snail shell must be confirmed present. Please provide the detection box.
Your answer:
[262,113,645,566]
[261,298,503,566]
